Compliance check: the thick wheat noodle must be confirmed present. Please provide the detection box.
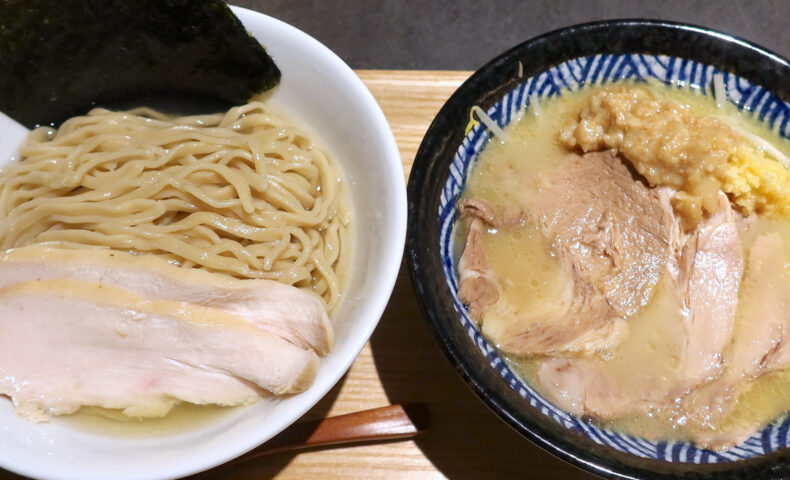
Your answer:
[0,101,349,311]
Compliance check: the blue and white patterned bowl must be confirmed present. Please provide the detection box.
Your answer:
[407,20,790,479]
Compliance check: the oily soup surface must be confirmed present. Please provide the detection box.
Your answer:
[57,404,241,437]
[459,82,790,443]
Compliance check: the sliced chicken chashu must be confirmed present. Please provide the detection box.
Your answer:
[0,280,319,421]
[0,246,333,355]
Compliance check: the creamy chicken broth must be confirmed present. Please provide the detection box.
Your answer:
[457,81,790,449]
[58,404,242,437]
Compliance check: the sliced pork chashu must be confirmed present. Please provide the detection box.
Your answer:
[522,151,677,320]
[458,151,677,355]
[456,199,516,318]
[457,150,748,428]
[537,277,687,419]
[0,246,333,355]
[681,232,788,449]
[677,192,744,388]
[0,280,319,421]
[537,202,744,421]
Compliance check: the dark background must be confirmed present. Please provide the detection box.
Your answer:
[236,0,790,70]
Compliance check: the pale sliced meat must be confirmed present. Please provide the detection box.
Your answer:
[759,234,790,370]
[457,198,622,355]
[536,200,743,423]
[523,151,676,318]
[514,151,675,354]
[457,198,524,319]
[496,280,626,355]
[0,246,333,355]
[681,232,786,449]
[764,336,790,370]
[677,192,744,387]
[0,280,319,421]
[457,203,500,319]
[460,197,524,230]
[458,151,676,356]
[537,278,687,419]
[539,357,657,418]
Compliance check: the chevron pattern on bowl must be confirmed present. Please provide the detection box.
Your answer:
[438,53,790,463]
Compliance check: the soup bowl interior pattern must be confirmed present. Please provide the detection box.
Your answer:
[408,19,790,479]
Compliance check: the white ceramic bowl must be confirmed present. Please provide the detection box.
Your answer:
[0,6,405,480]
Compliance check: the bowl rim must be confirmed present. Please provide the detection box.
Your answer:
[407,18,790,479]
[0,6,406,480]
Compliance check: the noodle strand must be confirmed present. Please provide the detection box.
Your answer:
[0,102,348,311]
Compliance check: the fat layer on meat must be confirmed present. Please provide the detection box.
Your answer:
[0,280,319,421]
[0,246,333,355]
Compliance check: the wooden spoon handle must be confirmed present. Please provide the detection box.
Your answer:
[193,403,430,478]
[246,403,430,457]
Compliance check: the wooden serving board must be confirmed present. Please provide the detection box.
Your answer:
[0,71,596,480]
[207,71,597,480]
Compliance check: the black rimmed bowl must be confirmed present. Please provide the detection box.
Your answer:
[406,20,790,479]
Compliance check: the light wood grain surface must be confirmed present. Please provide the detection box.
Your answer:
[204,71,598,480]
[0,71,598,480]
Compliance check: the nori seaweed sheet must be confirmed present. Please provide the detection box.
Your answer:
[0,0,281,128]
